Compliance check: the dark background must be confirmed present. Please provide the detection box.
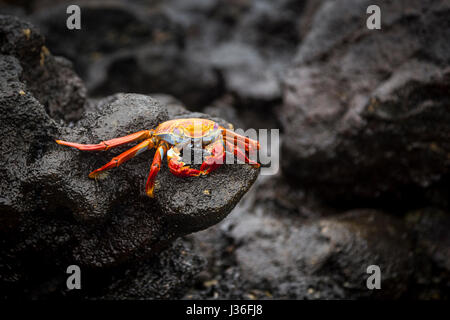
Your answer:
[0,0,449,299]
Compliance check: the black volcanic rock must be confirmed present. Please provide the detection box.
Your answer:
[26,0,305,108]
[99,239,206,300]
[280,0,450,206]
[185,184,416,300]
[30,0,222,107]
[228,209,413,299]
[406,208,450,293]
[0,15,86,121]
[2,0,449,301]
[0,15,259,298]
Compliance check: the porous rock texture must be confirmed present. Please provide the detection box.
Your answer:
[2,0,450,300]
[185,176,450,300]
[0,14,86,121]
[280,0,450,206]
[27,0,305,108]
[184,176,414,299]
[0,15,258,298]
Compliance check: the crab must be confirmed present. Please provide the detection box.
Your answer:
[56,118,260,197]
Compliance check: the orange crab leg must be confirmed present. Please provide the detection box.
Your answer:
[222,128,260,151]
[167,146,202,178]
[224,134,258,153]
[145,141,169,198]
[224,140,260,168]
[56,130,153,151]
[89,138,155,179]
[199,139,226,175]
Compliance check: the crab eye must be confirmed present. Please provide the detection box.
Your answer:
[173,127,181,136]
[213,123,218,130]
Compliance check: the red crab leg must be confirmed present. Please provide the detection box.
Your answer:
[89,138,155,178]
[145,141,169,198]
[167,146,202,178]
[56,130,153,151]
[222,128,260,150]
[224,134,257,153]
[199,139,226,175]
[224,140,260,168]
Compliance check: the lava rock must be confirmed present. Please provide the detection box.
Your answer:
[27,0,305,108]
[209,42,281,103]
[0,15,259,298]
[406,209,450,273]
[405,208,450,299]
[206,0,305,103]
[0,15,86,122]
[230,209,413,299]
[30,0,222,108]
[186,185,415,300]
[0,91,258,289]
[280,0,450,206]
[186,174,450,300]
[100,239,206,300]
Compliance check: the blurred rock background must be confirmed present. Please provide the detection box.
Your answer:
[0,0,449,299]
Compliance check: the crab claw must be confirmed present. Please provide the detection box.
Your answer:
[167,147,202,177]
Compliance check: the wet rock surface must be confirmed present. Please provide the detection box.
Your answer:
[24,0,220,107]
[1,1,450,300]
[99,239,206,300]
[405,208,450,299]
[0,15,258,298]
[184,178,413,299]
[229,209,413,299]
[280,0,450,206]
[0,15,86,122]
[23,0,304,108]
[185,177,449,300]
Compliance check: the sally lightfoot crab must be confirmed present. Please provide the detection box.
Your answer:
[56,118,260,197]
